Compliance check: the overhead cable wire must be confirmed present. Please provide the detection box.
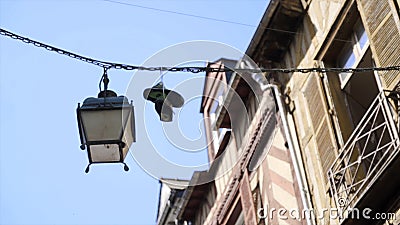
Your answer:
[101,0,256,28]
[100,0,360,44]
[1,28,400,74]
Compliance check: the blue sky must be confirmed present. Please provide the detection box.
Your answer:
[0,1,268,224]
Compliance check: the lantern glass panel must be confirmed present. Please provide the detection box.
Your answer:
[122,107,135,150]
[81,108,130,142]
[89,144,121,162]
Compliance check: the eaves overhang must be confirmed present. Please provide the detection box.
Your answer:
[178,171,214,221]
[246,0,304,64]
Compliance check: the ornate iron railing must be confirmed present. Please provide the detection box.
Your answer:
[328,91,400,219]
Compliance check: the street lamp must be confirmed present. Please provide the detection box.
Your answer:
[77,70,136,173]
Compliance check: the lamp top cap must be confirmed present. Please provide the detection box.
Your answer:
[98,90,117,98]
[80,92,131,109]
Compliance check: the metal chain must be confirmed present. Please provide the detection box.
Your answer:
[1,28,400,74]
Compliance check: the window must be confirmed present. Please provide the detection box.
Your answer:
[322,6,378,143]
[246,91,258,122]
[338,19,369,87]
[210,83,226,115]
[206,70,233,157]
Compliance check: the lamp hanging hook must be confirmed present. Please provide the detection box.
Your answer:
[98,67,116,99]
[98,67,110,93]
[103,67,109,92]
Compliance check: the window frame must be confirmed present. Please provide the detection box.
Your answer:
[338,19,370,89]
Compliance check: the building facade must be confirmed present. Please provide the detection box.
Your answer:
[156,0,400,224]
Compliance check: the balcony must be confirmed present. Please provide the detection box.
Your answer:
[328,91,400,223]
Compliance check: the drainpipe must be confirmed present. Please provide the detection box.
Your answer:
[252,73,314,225]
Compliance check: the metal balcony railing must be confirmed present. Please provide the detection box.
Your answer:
[328,91,400,218]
